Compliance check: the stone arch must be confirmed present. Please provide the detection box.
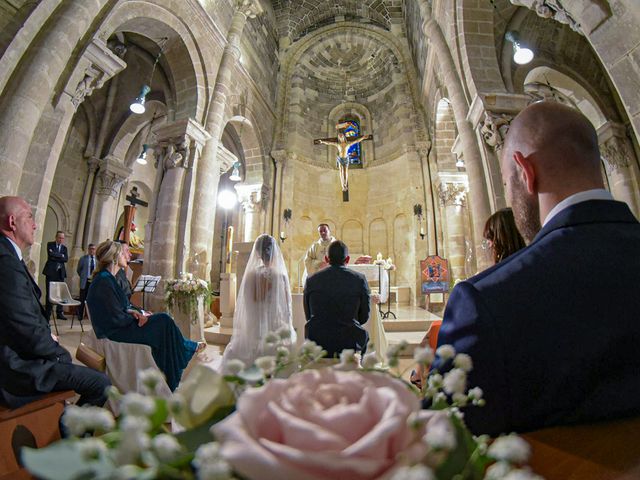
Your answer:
[225,115,266,185]
[98,0,211,122]
[369,218,388,258]
[46,193,72,234]
[341,219,364,254]
[273,22,426,152]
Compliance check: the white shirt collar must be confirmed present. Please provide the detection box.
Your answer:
[6,237,23,261]
[543,189,614,226]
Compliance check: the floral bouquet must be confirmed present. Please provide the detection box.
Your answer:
[165,273,211,315]
[23,332,543,480]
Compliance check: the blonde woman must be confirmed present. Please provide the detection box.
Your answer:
[86,240,205,390]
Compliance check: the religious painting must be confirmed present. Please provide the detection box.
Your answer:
[421,255,450,293]
[342,119,363,167]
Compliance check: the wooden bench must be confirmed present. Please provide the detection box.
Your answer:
[522,416,640,479]
[0,390,74,479]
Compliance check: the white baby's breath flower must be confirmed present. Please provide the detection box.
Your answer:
[193,442,221,466]
[427,373,443,389]
[443,368,467,395]
[335,349,360,370]
[424,414,456,451]
[152,434,183,462]
[113,465,143,480]
[452,392,468,406]
[62,406,115,437]
[436,344,456,360]
[255,356,276,374]
[487,434,531,464]
[413,346,435,365]
[120,392,156,417]
[300,340,324,359]
[114,430,151,465]
[138,368,166,395]
[223,359,245,376]
[276,346,290,360]
[389,464,435,480]
[197,462,233,480]
[503,469,544,480]
[120,415,152,433]
[468,386,483,400]
[453,353,473,372]
[485,461,513,479]
[276,326,292,340]
[77,438,108,460]
[263,332,279,347]
[361,352,378,369]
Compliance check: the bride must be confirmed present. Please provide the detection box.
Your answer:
[221,234,296,369]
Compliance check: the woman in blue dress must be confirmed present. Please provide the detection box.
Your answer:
[86,240,205,391]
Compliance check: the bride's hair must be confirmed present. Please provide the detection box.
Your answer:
[255,234,275,264]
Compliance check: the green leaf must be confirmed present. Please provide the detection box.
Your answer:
[148,397,170,430]
[22,440,115,480]
[175,405,235,451]
[435,415,490,480]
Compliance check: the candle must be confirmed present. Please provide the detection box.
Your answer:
[225,226,234,273]
[377,252,383,261]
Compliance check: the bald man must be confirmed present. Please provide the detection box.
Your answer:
[429,102,640,436]
[0,196,110,408]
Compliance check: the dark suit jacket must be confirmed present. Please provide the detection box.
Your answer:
[304,265,370,357]
[430,200,640,436]
[0,236,72,395]
[42,241,68,279]
[77,254,96,289]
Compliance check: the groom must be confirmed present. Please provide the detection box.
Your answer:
[303,240,370,357]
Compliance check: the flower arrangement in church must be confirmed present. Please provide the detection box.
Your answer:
[22,332,542,480]
[165,272,212,316]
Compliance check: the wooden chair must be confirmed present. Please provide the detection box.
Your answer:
[522,416,640,479]
[0,390,74,479]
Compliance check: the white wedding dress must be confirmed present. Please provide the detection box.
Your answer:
[221,235,296,369]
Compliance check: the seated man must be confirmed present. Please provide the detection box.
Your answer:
[429,102,640,436]
[304,240,370,357]
[0,196,110,408]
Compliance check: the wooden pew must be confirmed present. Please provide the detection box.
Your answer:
[522,416,640,479]
[0,390,74,479]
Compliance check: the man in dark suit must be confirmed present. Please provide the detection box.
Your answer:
[76,243,96,320]
[304,240,370,357]
[430,102,640,436]
[42,229,68,320]
[0,196,110,408]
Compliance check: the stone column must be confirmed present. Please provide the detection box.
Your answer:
[145,119,210,309]
[598,122,640,218]
[438,174,469,281]
[420,1,491,256]
[0,0,108,196]
[235,183,264,242]
[190,0,263,266]
[90,156,131,243]
[270,149,288,237]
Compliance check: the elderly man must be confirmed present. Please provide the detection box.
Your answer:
[303,223,336,281]
[0,196,110,407]
[430,102,640,436]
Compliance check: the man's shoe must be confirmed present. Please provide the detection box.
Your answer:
[57,313,68,320]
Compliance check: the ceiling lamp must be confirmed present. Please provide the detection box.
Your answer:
[229,161,241,182]
[505,31,534,65]
[136,144,149,165]
[218,189,238,210]
[130,85,151,114]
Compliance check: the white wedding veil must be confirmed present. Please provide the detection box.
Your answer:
[221,234,296,369]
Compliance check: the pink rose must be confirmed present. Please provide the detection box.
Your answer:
[212,369,430,480]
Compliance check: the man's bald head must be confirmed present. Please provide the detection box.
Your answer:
[501,102,604,242]
[0,196,36,250]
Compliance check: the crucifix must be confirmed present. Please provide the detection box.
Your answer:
[121,186,148,247]
[313,122,373,202]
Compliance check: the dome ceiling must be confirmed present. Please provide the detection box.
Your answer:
[293,30,400,98]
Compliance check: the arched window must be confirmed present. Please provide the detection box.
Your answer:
[342,119,362,166]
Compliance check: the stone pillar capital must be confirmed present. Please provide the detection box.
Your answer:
[96,156,131,198]
[509,0,611,35]
[235,183,264,210]
[237,0,264,18]
[437,173,469,207]
[217,145,239,174]
[69,38,127,110]
[271,149,289,166]
[598,121,632,174]
[480,111,513,152]
[152,118,211,170]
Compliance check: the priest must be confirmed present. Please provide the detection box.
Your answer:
[303,224,335,281]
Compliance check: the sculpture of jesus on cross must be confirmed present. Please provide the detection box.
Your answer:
[313,122,373,202]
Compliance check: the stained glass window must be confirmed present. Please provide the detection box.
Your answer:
[342,119,362,166]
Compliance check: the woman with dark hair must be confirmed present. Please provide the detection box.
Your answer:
[483,207,526,264]
[86,240,205,391]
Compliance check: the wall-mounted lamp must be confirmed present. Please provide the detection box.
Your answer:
[456,157,465,169]
[229,161,242,182]
[413,204,425,240]
[505,31,534,65]
[136,144,149,165]
[279,231,287,242]
[280,208,292,242]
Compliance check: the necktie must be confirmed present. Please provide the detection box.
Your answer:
[90,256,95,273]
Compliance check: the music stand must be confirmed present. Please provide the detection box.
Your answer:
[133,275,161,310]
